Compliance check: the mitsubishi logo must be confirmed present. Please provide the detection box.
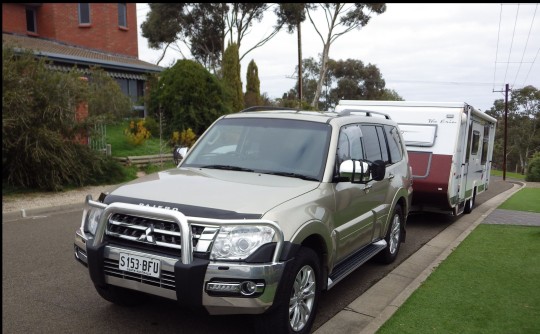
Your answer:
[139,224,156,244]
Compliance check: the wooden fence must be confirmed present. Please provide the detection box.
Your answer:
[115,153,174,167]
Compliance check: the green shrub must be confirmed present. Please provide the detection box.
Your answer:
[526,152,540,182]
[2,47,135,191]
[144,116,160,137]
[150,59,232,138]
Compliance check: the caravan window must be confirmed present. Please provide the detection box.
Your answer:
[481,125,490,164]
[398,124,437,147]
[471,130,480,155]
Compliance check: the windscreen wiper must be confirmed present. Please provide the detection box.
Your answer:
[201,165,254,172]
[263,171,319,181]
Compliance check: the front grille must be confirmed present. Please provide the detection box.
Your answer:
[104,258,176,290]
[105,213,218,254]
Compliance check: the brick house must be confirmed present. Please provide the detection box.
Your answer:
[2,3,163,119]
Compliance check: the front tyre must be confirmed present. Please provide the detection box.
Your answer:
[376,204,403,264]
[256,247,320,334]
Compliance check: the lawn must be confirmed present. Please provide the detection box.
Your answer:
[105,120,171,157]
[376,187,540,334]
[376,225,540,334]
[490,169,525,180]
[498,188,540,213]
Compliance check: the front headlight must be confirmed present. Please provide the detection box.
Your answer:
[210,226,275,261]
[82,207,104,236]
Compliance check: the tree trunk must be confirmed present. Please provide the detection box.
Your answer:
[311,41,330,108]
[297,22,303,105]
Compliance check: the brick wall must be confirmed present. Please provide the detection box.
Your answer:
[2,3,138,58]
[2,3,27,34]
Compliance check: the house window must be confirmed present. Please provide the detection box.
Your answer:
[26,8,37,33]
[79,3,90,25]
[118,3,127,28]
[115,78,144,104]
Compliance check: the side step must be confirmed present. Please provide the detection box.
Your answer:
[327,240,387,290]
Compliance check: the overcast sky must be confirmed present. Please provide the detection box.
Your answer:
[136,3,540,112]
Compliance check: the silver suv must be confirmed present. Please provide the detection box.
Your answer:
[74,107,413,334]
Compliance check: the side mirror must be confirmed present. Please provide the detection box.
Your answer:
[339,160,370,183]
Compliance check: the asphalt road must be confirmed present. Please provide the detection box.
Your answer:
[2,177,513,333]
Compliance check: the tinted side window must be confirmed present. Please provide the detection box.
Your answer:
[361,125,385,162]
[376,126,389,163]
[337,124,364,165]
[385,125,403,163]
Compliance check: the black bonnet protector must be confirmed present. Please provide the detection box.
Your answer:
[103,194,262,220]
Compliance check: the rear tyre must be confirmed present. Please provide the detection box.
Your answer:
[94,284,146,306]
[464,192,475,214]
[255,247,320,334]
[376,204,403,264]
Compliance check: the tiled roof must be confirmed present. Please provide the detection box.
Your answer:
[2,32,164,74]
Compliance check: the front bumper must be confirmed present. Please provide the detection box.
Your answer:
[74,199,287,315]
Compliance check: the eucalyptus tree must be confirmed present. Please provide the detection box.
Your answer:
[141,3,282,73]
[487,85,540,173]
[305,3,386,107]
[275,3,312,103]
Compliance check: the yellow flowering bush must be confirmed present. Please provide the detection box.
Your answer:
[125,119,151,146]
[171,128,196,147]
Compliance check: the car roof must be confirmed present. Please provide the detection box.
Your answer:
[222,107,400,128]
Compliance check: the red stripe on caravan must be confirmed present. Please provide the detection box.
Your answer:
[408,152,453,209]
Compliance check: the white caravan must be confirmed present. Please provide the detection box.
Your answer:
[335,100,497,216]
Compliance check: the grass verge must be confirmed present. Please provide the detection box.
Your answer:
[376,224,540,334]
[490,169,525,180]
[498,188,540,213]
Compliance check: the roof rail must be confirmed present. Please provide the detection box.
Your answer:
[338,108,391,120]
[240,106,299,113]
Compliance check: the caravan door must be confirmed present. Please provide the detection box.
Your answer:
[464,121,484,202]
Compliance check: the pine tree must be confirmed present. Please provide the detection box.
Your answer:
[244,60,262,107]
[222,42,244,112]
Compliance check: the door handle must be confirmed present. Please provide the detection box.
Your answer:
[388,173,395,179]
[364,184,372,192]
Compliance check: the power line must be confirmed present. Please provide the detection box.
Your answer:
[493,3,503,91]
[522,45,540,86]
[502,4,520,85]
[511,3,538,89]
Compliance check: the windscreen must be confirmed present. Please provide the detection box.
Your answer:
[182,118,331,181]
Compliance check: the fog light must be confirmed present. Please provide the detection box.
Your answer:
[241,281,257,296]
[206,282,241,294]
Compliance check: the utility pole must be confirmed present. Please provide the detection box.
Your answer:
[503,83,509,181]
[494,84,510,181]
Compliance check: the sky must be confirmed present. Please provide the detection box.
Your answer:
[136,3,540,112]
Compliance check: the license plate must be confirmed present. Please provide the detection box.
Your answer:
[119,253,161,278]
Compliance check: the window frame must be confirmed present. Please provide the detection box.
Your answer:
[26,8,37,34]
[78,3,91,25]
[118,3,127,28]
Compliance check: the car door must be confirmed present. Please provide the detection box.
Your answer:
[333,124,380,261]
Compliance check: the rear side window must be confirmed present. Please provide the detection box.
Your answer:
[361,125,387,162]
[385,125,403,163]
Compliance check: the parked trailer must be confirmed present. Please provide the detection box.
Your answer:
[335,100,497,216]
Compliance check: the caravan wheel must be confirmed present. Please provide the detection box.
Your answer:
[464,194,475,214]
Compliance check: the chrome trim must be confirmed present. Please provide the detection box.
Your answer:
[85,195,285,264]
[203,261,286,315]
